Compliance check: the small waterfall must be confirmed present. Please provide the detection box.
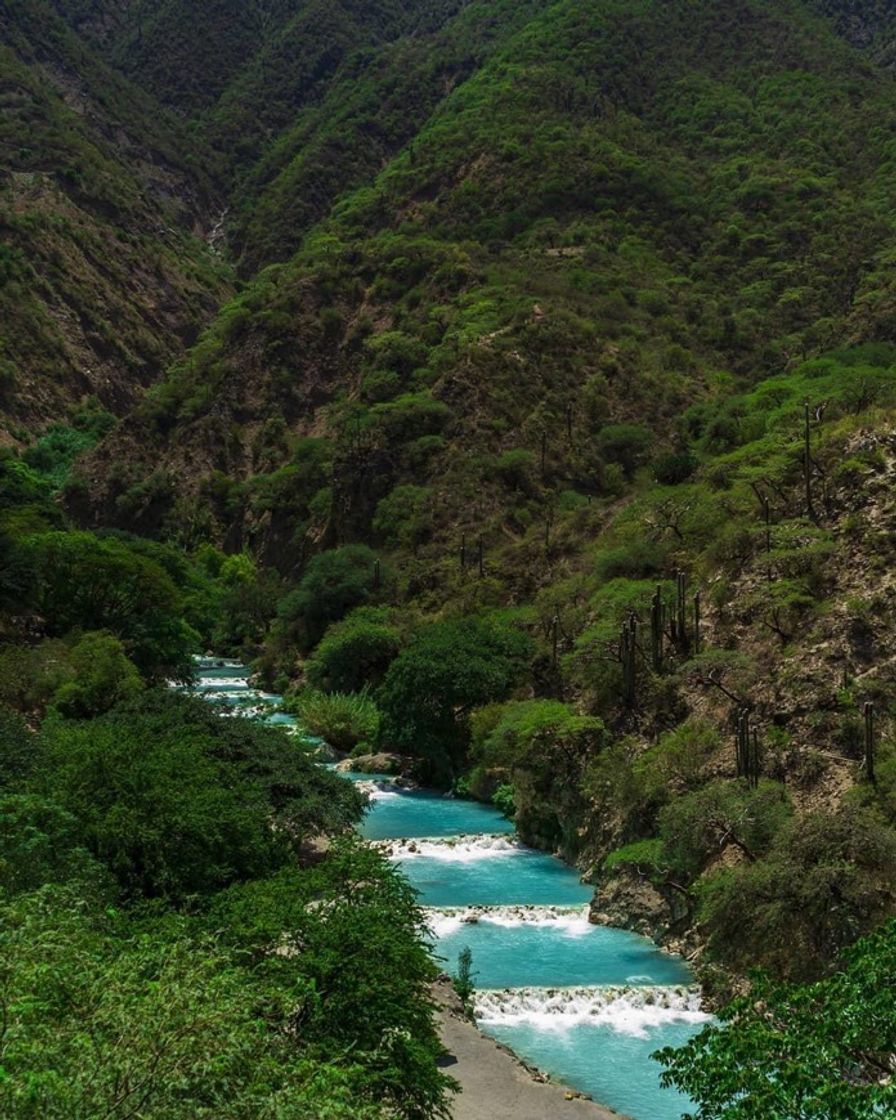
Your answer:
[355,780,402,801]
[473,986,709,1037]
[426,904,592,938]
[373,834,522,861]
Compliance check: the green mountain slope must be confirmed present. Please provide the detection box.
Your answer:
[0,0,231,438]
[81,0,896,530]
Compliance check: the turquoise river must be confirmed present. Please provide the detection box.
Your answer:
[191,658,710,1120]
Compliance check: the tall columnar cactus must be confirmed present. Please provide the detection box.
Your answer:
[693,591,702,655]
[677,571,689,656]
[864,701,876,787]
[650,584,665,673]
[621,613,638,708]
[668,571,690,658]
[735,707,761,789]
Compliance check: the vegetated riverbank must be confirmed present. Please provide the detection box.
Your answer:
[339,747,709,990]
[232,669,707,1119]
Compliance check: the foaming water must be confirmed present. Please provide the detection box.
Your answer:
[427,904,591,937]
[397,844,593,907]
[357,780,403,802]
[474,986,708,1035]
[361,787,515,840]
[373,834,521,861]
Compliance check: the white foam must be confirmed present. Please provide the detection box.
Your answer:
[374,834,522,862]
[473,986,710,1038]
[357,780,402,801]
[426,905,592,939]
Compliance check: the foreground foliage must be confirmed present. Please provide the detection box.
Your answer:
[656,920,896,1119]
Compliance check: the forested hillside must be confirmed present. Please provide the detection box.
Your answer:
[3,1,896,1116]
[0,1,232,437]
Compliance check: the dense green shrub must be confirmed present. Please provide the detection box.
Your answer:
[285,688,381,753]
[51,631,143,718]
[305,607,401,693]
[658,780,793,879]
[596,424,652,478]
[698,804,896,979]
[378,617,532,782]
[653,448,697,484]
[495,448,537,491]
[278,545,388,650]
[0,882,405,1120]
[633,720,721,805]
[372,485,432,550]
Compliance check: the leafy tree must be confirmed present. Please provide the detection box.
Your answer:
[377,618,532,781]
[0,707,34,789]
[29,692,365,901]
[453,946,477,1012]
[278,545,387,650]
[0,795,104,895]
[51,631,144,718]
[305,607,401,693]
[209,838,454,1119]
[0,641,74,715]
[656,919,896,1119]
[24,531,197,679]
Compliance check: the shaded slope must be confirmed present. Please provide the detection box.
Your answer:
[0,1,231,438]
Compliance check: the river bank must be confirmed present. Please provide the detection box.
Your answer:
[194,659,708,1120]
[433,979,627,1120]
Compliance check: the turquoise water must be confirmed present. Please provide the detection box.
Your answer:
[193,659,707,1120]
[434,916,692,989]
[487,1019,699,1120]
[396,845,595,907]
[361,787,515,839]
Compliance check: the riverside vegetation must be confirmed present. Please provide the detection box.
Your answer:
[3,1,896,1117]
